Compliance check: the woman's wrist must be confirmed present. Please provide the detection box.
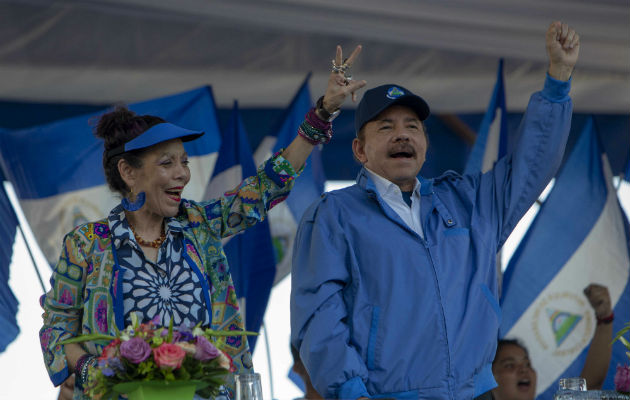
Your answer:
[74,353,97,390]
[298,108,333,145]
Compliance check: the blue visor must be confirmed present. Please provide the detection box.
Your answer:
[105,122,204,160]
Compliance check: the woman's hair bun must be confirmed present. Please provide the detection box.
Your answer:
[94,106,144,149]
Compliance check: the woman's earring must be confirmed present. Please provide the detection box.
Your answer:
[122,190,146,212]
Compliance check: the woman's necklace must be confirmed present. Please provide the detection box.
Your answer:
[129,222,166,249]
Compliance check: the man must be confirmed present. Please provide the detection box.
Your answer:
[290,21,580,400]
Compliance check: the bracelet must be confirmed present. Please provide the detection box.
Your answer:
[305,107,333,131]
[74,354,96,390]
[597,312,614,325]
[298,117,333,145]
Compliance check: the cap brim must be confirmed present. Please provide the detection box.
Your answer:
[388,95,431,121]
[124,123,204,152]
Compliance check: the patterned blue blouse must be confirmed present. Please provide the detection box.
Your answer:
[108,204,211,328]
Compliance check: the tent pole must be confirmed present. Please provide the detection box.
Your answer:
[17,224,46,295]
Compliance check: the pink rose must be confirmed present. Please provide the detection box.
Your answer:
[194,336,221,361]
[120,338,151,364]
[615,365,630,393]
[153,343,186,370]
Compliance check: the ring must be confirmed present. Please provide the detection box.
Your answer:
[331,59,349,74]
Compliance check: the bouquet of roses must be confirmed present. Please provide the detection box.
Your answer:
[613,322,630,394]
[61,314,256,400]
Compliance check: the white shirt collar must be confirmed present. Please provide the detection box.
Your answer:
[364,167,421,199]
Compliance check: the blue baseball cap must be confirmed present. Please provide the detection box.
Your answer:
[354,84,430,134]
[105,122,204,160]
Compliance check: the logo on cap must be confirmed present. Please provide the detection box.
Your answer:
[386,86,405,99]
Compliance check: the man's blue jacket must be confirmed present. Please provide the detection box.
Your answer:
[290,76,573,400]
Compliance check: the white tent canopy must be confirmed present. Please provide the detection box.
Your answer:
[0,0,628,112]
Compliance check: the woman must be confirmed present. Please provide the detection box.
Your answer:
[40,46,365,400]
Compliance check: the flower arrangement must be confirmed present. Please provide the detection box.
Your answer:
[61,314,256,400]
[613,322,630,394]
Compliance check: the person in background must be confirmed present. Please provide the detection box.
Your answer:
[492,283,614,400]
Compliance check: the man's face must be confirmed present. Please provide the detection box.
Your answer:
[491,344,537,400]
[352,105,427,191]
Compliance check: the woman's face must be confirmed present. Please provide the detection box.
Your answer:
[491,344,537,400]
[132,139,190,218]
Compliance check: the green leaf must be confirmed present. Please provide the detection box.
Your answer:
[59,334,116,344]
[612,326,630,347]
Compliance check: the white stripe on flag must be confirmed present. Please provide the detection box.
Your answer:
[267,202,297,285]
[185,153,218,201]
[506,155,630,396]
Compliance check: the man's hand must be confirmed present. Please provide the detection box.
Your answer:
[546,21,580,81]
[57,374,75,400]
[583,283,612,320]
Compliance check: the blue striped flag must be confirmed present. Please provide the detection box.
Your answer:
[0,87,222,265]
[500,117,630,398]
[204,101,275,350]
[0,167,19,352]
[253,74,326,283]
[464,59,509,175]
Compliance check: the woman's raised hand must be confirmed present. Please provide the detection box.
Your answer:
[321,45,367,113]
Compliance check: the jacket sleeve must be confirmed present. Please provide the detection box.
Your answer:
[198,150,300,238]
[290,197,370,399]
[472,74,573,248]
[39,232,88,386]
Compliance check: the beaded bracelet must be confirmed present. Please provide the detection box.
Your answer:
[75,354,96,390]
[298,109,333,145]
[305,108,332,131]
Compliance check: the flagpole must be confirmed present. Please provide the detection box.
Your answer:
[1,173,47,295]
[17,224,46,295]
[262,321,275,399]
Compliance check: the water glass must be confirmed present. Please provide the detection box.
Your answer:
[235,373,263,400]
[559,377,587,391]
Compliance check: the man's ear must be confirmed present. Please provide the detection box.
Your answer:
[117,158,136,191]
[352,138,368,164]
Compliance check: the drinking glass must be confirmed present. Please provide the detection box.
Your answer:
[235,373,263,400]
[559,377,587,391]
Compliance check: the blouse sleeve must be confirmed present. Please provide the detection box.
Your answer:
[198,150,300,238]
[39,232,88,386]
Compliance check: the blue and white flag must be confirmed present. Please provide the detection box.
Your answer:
[204,101,275,350]
[500,117,630,398]
[0,87,221,265]
[0,167,19,352]
[464,59,508,175]
[253,74,325,283]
